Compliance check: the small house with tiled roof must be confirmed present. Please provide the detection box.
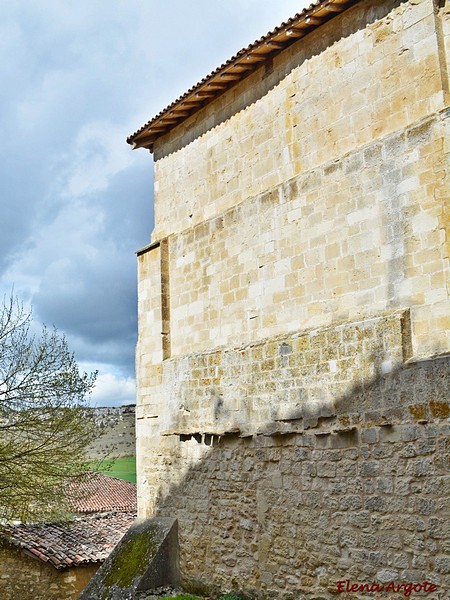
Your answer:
[0,473,136,600]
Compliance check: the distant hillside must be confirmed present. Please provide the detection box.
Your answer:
[86,404,136,460]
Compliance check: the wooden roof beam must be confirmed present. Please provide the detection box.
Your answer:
[245,53,267,63]
[324,3,345,12]
[305,16,323,25]
[158,118,180,125]
[289,16,323,30]
[220,73,242,81]
[168,110,191,117]
[195,91,215,98]
[265,41,286,49]
[131,131,157,145]
[206,84,229,90]
[286,28,306,38]
[229,64,254,72]
[181,99,204,106]
[144,126,167,133]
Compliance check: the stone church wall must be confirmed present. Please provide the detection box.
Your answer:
[136,0,450,596]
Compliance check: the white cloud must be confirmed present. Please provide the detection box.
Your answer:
[58,121,134,199]
[89,372,136,408]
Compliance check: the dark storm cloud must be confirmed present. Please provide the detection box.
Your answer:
[0,0,304,405]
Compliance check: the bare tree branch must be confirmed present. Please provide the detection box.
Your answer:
[0,294,99,522]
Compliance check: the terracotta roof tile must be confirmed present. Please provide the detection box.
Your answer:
[65,471,137,514]
[3,512,136,569]
[1,473,137,569]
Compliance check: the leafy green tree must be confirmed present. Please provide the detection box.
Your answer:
[0,294,98,522]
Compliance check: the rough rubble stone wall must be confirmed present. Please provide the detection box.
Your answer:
[157,416,450,599]
[0,543,98,600]
[136,0,450,597]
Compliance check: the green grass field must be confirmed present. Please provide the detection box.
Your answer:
[92,455,136,483]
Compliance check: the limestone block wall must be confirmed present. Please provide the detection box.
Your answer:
[159,311,410,439]
[145,0,450,363]
[165,113,449,360]
[135,0,450,596]
[0,543,98,600]
[152,0,447,241]
[440,0,450,107]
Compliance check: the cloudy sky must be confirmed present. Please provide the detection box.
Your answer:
[0,1,306,407]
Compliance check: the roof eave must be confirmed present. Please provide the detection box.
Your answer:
[127,0,359,152]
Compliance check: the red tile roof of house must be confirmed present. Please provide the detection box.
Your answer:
[127,0,360,151]
[2,511,136,569]
[1,473,137,569]
[65,472,137,514]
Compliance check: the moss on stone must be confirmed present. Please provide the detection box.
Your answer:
[160,595,203,600]
[408,404,427,420]
[102,525,157,590]
[429,401,450,418]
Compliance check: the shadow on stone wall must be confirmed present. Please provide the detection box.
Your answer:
[148,354,450,599]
